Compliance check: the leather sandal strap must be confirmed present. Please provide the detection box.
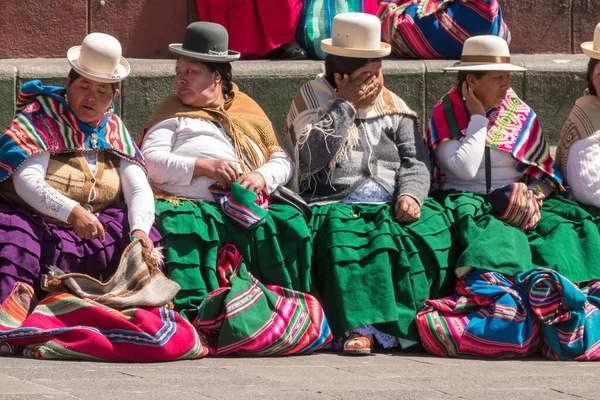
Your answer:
[344,333,373,350]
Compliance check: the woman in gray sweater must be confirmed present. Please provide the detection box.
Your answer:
[285,13,451,355]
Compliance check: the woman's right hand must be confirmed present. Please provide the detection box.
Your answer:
[67,205,105,241]
[462,81,486,117]
[194,158,239,187]
[335,72,379,109]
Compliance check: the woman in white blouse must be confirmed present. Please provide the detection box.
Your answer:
[0,33,159,306]
[424,35,576,281]
[428,36,560,200]
[415,35,600,360]
[424,35,600,286]
[139,22,309,319]
[556,22,600,207]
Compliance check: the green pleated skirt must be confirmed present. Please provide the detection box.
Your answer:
[527,195,600,283]
[308,198,458,341]
[155,199,312,320]
[310,192,600,341]
[441,191,600,282]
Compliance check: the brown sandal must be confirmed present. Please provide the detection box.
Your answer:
[0,342,18,354]
[343,333,374,355]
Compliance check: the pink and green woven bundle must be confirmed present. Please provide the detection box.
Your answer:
[487,182,541,231]
[195,243,332,356]
[0,282,208,362]
[416,270,540,358]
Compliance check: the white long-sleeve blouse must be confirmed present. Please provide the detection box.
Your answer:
[13,152,155,235]
[141,117,293,201]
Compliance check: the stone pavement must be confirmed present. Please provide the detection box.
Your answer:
[1,351,599,400]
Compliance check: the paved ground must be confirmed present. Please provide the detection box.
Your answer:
[1,351,599,400]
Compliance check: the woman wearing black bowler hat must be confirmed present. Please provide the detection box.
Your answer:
[139,22,312,320]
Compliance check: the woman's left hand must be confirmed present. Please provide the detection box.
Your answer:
[395,195,421,223]
[237,172,266,194]
[131,229,154,259]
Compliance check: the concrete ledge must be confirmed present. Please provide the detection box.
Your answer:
[0,63,16,129]
[0,55,591,145]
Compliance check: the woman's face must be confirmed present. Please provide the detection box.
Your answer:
[591,62,600,96]
[65,77,118,125]
[349,60,384,107]
[467,71,511,109]
[175,58,223,108]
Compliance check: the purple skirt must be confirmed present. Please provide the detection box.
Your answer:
[0,201,162,303]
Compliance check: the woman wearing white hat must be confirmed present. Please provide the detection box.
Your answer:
[416,35,600,359]
[286,12,436,355]
[0,33,160,309]
[556,22,600,208]
[424,35,600,281]
[425,35,565,277]
[427,35,561,199]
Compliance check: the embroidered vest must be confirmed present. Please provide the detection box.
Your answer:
[0,152,123,219]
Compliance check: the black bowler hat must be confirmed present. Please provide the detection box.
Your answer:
[169,22,240,63]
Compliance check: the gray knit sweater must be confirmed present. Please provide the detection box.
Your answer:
[297,98,431,205]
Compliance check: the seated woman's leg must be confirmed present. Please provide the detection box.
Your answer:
[437,191,534,277]
[41,204,162,284]
[310,202,444,347]
[528,196,600,283]
[228,202,312,293]
[0,202,47,303]
[155,199,312,320]
[155,199,223,319]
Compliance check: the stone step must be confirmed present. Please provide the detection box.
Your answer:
[0,54,590,148]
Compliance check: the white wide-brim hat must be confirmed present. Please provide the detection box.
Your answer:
[67,32,130,83]
[321,13,391,58]
[444,35,526,72]
[581,22,600,60]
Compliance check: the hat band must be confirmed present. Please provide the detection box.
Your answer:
[181,47,229,57]
[76,59,120,78]
[461,55,511,64]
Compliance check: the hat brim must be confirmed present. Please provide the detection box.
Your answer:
[321,39,391,58]
[169,44,241,63]
[582,42,600,60]
[67,45,130,83]
[444,62,527,72]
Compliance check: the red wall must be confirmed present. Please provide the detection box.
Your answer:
[0,0,598,59]
[0,0,199,59]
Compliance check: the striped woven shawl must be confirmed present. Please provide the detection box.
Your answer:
[0,80,145,182]
[555,92,600,179]
[425,86,563,190]
[517,268,600,361]
[378,0,510,59]
[285,74,416,189]
[0,243,208,362]
[138,84,283,174]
